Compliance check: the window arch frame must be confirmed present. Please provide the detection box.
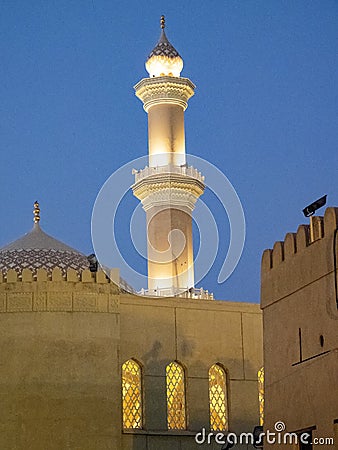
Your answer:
[208,363,229,431]
[165,360,187,430]
[121,358,144,430]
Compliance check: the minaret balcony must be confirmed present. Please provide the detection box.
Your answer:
[132,164,205,212]
[134,76,195,111]
[133,164,204,183]
[138,286,214,300]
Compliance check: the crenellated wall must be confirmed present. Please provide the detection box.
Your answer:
[0,265,263,450]
[0,268,120,313]
[261,206,338,315]
[0,269,121,450]
[261,207,338,449]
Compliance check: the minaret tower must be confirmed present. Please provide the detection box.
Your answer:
[133,16,204,296]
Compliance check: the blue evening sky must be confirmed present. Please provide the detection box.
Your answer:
[1,1,337,302]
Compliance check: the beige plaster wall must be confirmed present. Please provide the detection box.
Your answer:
[148,104,186,166]
[261,207,338,449]
[0,269,263,450]
[120,294,263,448]
[147,207,194,290]
[0,270,121,450]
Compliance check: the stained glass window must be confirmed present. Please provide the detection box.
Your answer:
[209,364,228,431]
[258,366,264,426]
[166,362,186,430]
[122,359,142,429]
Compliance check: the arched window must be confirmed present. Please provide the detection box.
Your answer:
[122,359,142,429]
[258,367,264,426]
[166,361,186,429]
[209,364,228,431]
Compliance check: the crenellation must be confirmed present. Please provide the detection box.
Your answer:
[261,249,272,272]
[37,268,48,281]
[81,269,94,282]
[284,232,297,259]
[52,267,63,281]
[110,268,120,286]
[261,206,338,308]
[0,268,121,287]
[66,268,79,282]
[263,225,309,272]
[261,208,338,274]
[310,215,324,242]
[272,241,284,267]
[96,270,108,283]
[324,206,338,232]
[6,269,18,283]
[22,268,33,282]
[296,224,310,251]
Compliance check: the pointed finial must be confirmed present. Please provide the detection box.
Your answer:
[33,201,40,224]
[160,15,165,29]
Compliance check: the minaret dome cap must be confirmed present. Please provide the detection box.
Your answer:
[145,16,183,78]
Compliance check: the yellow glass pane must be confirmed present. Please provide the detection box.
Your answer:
[209,364,228,431]
[258,367,264,426]
[122,360,142,429]
[166,362,186,430]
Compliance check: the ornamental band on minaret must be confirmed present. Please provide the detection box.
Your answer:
[132,17,205,296]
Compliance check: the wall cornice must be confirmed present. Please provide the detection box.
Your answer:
[132,173,204,211]
[134,76,195,111]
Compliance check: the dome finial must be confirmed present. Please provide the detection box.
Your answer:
[145,16,183,78]
[33,201,40,224]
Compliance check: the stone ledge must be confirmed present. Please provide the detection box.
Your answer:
[0,292,119,314]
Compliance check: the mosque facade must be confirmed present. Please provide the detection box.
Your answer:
[0,18,263,450]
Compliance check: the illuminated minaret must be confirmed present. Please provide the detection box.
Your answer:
[133,16,204,295]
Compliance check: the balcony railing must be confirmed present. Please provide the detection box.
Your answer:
[133,164,205,184]
[138,286,214,300]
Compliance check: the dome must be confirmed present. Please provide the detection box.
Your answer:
[0,202,90,277]
[145,16,183,78]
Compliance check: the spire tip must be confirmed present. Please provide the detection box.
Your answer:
[33,201,40,224]
[160,15,165,29]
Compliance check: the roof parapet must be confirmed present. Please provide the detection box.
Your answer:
[0,268,117,284]
[261,207,338,272]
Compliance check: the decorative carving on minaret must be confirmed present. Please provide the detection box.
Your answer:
[134,77,195,111]
[133,169,204,212]
[132,17,204,295]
